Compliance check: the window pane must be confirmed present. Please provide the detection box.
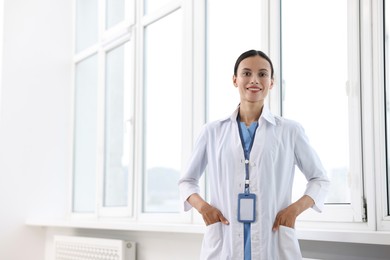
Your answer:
[76,0,98,52]
[385,0,390,215]
[281,0,350,204]
[104,43,131,207]
[143,10,182,213]
[144,0,172,15]
[106,0,125,29]
[73,54,98,213]
[206,0,262,122]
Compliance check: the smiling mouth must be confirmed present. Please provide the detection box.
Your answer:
[247,86,262,92]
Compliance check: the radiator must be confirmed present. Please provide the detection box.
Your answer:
[54,235,136,260]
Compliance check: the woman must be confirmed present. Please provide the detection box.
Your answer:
[178,50,329,260]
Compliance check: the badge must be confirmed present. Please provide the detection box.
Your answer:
[237,193,256,223]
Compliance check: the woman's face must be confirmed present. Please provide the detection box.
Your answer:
[233,55,274,104]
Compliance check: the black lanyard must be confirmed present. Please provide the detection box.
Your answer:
[236,115,258,193]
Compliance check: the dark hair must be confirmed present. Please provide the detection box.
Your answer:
[233,50,274,79]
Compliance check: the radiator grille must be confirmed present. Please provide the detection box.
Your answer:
[54,235,136,260]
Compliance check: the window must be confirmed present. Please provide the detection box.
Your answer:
[384,0,390,220]
[73,54,98,213]
[280,0,364,222]
[72,0,134,217]
[143,9,183,213]
[72,0,191,221]
[206,0,262,122]
[103,42,132,209]
[69,0,390,236]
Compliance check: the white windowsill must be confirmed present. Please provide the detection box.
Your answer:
[26,218,206,234]
[25,218,390,245]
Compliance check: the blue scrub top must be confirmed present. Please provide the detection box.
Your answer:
[239,121,258,260]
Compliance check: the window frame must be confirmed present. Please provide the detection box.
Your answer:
[265,0,371,229]
[70,0,135,219]
[134,0,194,224]
[374,0,390,230]
[98,37,135,218]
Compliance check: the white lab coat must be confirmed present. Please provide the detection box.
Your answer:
[178,106,330,260]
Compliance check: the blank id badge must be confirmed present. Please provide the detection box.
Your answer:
[237,193,256,223]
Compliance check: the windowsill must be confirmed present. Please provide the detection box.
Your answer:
[25,218,206,234]
[26,218,390,245]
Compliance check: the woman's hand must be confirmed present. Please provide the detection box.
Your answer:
[272,195,314,231]
[187,193,229,226]
[199,203,229,226]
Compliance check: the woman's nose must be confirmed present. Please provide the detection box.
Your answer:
[251,76,259,84]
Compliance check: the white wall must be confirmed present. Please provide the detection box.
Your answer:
[44,228,203,260]
[0,0,72,259]
[43,227,390,260]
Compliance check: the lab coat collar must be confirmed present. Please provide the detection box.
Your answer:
[224,104,276,125]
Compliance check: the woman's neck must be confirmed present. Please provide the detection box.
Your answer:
[239,101,264,127]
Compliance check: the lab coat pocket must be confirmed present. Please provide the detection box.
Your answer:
[278,225,302,260]
[200,222,223,260]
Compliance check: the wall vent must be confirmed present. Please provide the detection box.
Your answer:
[54,235,136,260]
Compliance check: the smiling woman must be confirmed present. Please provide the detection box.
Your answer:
[179,50,329,260]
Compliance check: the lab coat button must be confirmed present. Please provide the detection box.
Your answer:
[245,159,249,164]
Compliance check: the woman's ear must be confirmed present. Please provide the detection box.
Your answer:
[232,75,238,87]
[269,78,275,89]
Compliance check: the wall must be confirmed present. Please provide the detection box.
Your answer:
[300,240,390,260]
[0,0,72,259]
[43,227,390,260]
[44,228,203,260]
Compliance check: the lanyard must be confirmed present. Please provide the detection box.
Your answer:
[236,115,259,194]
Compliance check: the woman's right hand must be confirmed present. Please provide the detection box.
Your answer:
[187,193,229,226]
[199,203,229,226]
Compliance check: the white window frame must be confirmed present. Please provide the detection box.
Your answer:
[264,0,372,230]
[373,0,390,230]
[133,0,194,224]
[70,0,135,219]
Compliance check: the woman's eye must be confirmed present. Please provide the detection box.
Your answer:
[259,72,268,77]
[243,72,251,76]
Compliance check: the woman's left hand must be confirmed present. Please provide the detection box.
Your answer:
[272,204,299,231]
[272,195,315,231]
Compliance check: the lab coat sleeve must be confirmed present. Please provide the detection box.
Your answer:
[178,125,209,211]
[294,123,330,212]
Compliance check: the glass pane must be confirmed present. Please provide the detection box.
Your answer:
[385,0,390,215]
[206,0,262,122]
[144,0,172,15]
[281,0,350,204]
[76,0,98,52]
[143,10,182,213]
[106,0,125,29]
[73,54,98,213]
[104,43,131,207]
